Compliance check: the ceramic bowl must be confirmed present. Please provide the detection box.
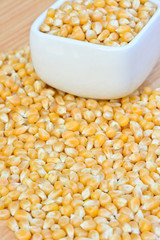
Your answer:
[30,0,160,99]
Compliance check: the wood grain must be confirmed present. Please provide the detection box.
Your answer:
[0,0,54,51]
[0,0,160,239]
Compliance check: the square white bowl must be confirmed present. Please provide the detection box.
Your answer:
[30,0,160,99]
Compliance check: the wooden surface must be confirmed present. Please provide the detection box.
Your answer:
[0,0,160,239]
[0,0,54,51]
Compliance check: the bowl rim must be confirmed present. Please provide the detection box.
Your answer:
[30,0,160,51]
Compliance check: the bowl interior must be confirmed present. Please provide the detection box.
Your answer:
[30,0,160,51]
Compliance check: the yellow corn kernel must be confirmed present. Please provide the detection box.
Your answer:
[0,209,10,220]
[14,210,29,221]
[106,126,116,138]
[118,213,130,223]
[65,120,79,131]
[47,8,55,18]
[65,137,79,147]
[94,134,105,147]
[91,10,103,22]
[60,205,73,217]
[28,114,39,124]
[38,128,50,141]
[107,20,119,32]
[7,217,19,232]
[84,205,99,217]
[15,229,31,240]
[94,0,105,7]
[7,95,21,106]
[139,218,152,232]
[75,227,88,237]
[106,0,118,6]
[142,197,160,210]
[86,30,97,41]
[80,220,96,231]
[128,197,140,213]
[8,201,19,216]
[117,9,130,18]
[114,112,129,127]
[70,26,85,41]
[141,231,156,240]
[135,22,144,33]
[32,233,43,240]
[116,25,131,34]
[52,229,66,239]
[79,10,89,24]
[130,233,141,240]
[44,17,54,26]
[113,197,127,209]
[120,32,133,42]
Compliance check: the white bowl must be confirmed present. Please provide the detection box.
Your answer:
[30,0,160,99]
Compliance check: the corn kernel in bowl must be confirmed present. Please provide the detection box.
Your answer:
[39,0,157,46]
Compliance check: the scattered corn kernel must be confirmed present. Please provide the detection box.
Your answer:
[0,47,160,240]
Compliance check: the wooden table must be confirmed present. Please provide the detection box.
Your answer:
[0,0,160,239]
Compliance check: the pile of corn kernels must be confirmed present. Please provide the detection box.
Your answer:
[0,46,160,240]
[39,0,157,46]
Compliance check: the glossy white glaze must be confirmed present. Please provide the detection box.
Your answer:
[30,0,160,99]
